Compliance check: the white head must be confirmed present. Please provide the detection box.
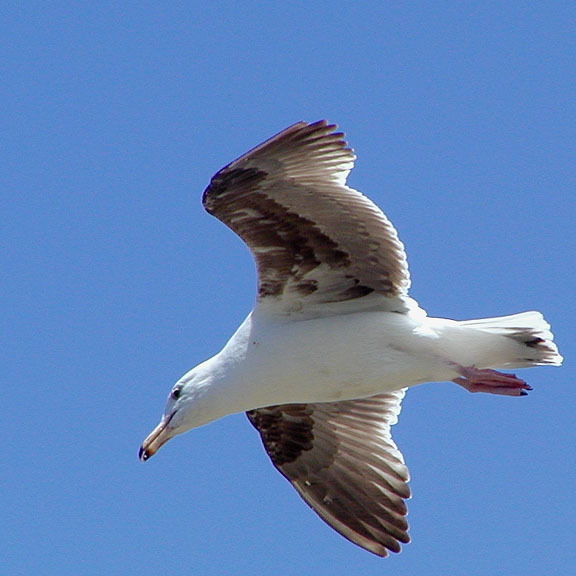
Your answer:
[139,361,224,461]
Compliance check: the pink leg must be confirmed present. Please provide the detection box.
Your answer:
[452,366,532,397]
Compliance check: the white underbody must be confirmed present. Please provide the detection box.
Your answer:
[184,302,550,419]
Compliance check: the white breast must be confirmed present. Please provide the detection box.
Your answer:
[214,307,458,411]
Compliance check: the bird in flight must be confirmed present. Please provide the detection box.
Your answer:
[140,120,562,557]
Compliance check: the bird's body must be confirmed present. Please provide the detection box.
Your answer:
[140,120,562,557]
[180,306,554,421]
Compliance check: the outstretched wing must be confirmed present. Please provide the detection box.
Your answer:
[203,121,411,314]
[247,390,410,557]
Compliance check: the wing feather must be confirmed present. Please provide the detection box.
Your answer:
[203,121,410,313]
[246,390,410,557]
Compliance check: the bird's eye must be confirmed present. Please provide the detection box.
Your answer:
[171,385,183,400]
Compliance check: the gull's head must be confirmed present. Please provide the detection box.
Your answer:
[139,365,218,461]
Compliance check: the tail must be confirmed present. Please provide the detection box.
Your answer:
[459,311,562,368]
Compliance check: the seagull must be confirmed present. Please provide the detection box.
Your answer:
[139,120,562,557]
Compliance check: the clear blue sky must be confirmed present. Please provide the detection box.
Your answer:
[3,3,575,575]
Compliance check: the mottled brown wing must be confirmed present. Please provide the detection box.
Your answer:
[246,390,410,557]
[203,120,410,312]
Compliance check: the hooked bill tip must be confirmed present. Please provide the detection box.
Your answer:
[138,446,150,461]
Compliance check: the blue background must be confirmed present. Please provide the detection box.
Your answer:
[3,3,575,574]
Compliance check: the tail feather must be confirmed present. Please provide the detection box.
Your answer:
[459,311,562,368]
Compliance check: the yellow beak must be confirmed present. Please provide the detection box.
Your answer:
[139,412,175,461]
